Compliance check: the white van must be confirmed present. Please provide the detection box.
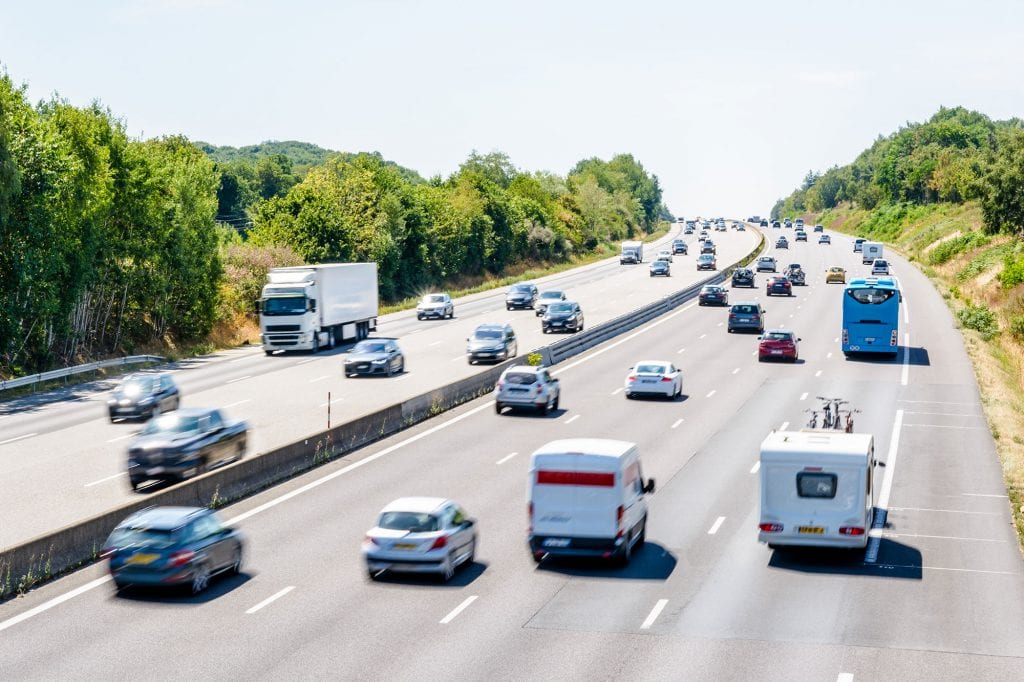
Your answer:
[528,438,654,564]
[758,431,875,549]
[861,241,883,265]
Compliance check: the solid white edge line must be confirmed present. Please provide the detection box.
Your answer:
[0,433,37,446]
[707,516,726,535]
[308,375,331,383]
[837,674,854,682]
[84,472,126,488]
[640,598,669,630]
[750,461,760,474]
[245,585,295,614]
[105,433,134,443]
[496,452,518,465]
[865,409,903,564]
[0,576,111,633]
[732,368,740,375]
[814,370,822,377]
[226,375,252,384]
[611,387,624,395]
[223,399,253,409]
[439,595,478,624]
[901,332,910,386]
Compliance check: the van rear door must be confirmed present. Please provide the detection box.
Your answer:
[532,459,619,539]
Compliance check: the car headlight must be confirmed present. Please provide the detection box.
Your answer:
[372,358,387,364]
[139,397,154,405]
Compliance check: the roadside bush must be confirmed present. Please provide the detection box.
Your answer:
[927,231,991,265]
[957,243,1013,282]
[957,303,999,340]
[1009,315,1024,342]
[1000,253,1024,289]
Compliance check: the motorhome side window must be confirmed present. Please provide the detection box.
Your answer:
[796,472,838,499]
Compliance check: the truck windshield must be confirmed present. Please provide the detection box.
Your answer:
[263,297,307,315]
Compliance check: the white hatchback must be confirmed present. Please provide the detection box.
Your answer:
[624,361,682,399]
[495,365,561,414]
[363,497,477,581]
[871,258,890,275]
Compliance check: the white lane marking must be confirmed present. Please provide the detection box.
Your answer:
[106,433,134,443]
[226,375,252,384]
[788,314,794,318]
[394,375,410,382]
[814,370,822,377]
[707,516,726,535]
[611,387,624,395]
[439,596,478,624]
[890,506,1001,515]
[963,493,1009,498]
[246,586,295,615]
[318,398,344,408]
[409,328,424,335]
[780,421,790,431]
[496,452,518,465]
[799,392,808,401]
[883,532,1005,543]
[732,368,740,375]
[451,356,465,362]
[876,563,1021,576]
[717,322,723,327]
[308,375,331,383]
[705,390,716,398]
[699,333,706,339]
[677,347,686,354]
[640,599,669,630]
[901,332,910,386]
[224,399,252,409]
[0,576,111,633]
[671,419,684,429]
[898,400,977,405]
[902,411,984,417]
[429,341,443,347]
[866,409,903,564]
[564,415,580,425]
[296,358,318,366]
[750,461,760,474]
[84,472,126,487]
[0,433,37,445]
[902,423,987,430]
[826,352,833,359]
[834,337,839,343]
[837,674,854,682]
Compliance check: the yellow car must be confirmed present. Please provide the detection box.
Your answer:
[825,266,847,284]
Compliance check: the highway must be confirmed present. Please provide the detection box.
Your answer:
[0,226,758,548]
[2,226,1021,680]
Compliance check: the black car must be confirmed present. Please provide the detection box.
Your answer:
[728,302,765,333]
[108,373,180,422]
[698,285,729,306]
[505,283,538,310]
[786,264,806,285]
[535,290,566,317]
[467,323,517,364]
[344,339,405,377]
[103,506,244,594]
[771,221,781,228]
[127,408,248,491]
[672,239,688,255]
[760,219,769,227]
[766,276,794,297]
[542,301,584,333]
[813,224,824,232]
[731,268,755,287]
[701,240,716,254]
[650,260,671,277]
[775,237,789,249]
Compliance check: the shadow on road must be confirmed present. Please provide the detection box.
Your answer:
[536,542,677,581]
[111,571,254,604]
[368,560,488,588]
[767,539,922,580]
[843,347,930,367]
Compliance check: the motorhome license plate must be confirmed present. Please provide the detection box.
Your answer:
[798,526,825,534]
[543,538,570,548]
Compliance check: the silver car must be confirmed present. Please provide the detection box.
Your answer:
[416,293,454,320]
[363,497,477,581]
[495,365,560,414]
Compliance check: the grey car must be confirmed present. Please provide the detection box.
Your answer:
[535,290,566,317]
[363,497,476,581]
[416,293,454,320]
[649,260,671,277]
[108,373,180,422]
[344,339,405,377]
[541,301,584,333]
[467,323,517,364]
[727,302,765,333]
[506,283,538,310]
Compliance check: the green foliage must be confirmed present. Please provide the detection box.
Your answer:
[957,303,999,339]
[927,231,991,265]
[956,243,1013,281]
[1008,315,1024,341]
[979,128,1024,236]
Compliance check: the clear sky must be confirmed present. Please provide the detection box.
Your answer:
[3,0,1023,217]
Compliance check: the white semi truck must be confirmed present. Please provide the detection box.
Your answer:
[258,263,378,355]
[620,240,644,264]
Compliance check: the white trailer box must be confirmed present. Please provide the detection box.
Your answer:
[758,430,875,549]
[861,241,884,265]
[620,240,644,264]
[527,438,654,564]
[260,263,378,354]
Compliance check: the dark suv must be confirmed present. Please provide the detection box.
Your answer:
[731,268,755,288]
[505,283,538,310]
[541,301,584,333]
[467,324,517,364]
[727,302,765,333]
[108,373,180,422]
[672,239,688,255]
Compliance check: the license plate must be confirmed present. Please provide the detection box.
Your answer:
[127,553,159,565]
[543,538,570,548]
[642,379,656,383]
[798,526,825,534]
[740,318,751,322]
[393,543,417,550]
[511,387,527,392]
[147,467,164,475]
[771,350,783,355]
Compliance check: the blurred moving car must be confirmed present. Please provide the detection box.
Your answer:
[649,259,671,277]
[416,293,454,320]
[108,373,180,422]
[731,267,755,287]
[505,282,538,310]
[698,285,729,306]
[696,254,717,270]
[813,224,824,232]
[535,290,566,317]
[756,256,777,272]
[542,301,584,333]
[728,302,765,333]
[127,409,248,491]
[624,361,682,399]
[103,506,244,594]
[466,323,517,365]
[672,239,688,254]
[344,339,405,377]
[818,234,831,244]
[871,258,890,275]
[363,497,476,582]
[772,220,781,228]
[698,231,709,242]
[760,219,770,227]
[766,275,793,296]
[495,365,560,414]
[758,329,801,362]
[825,266,847,284]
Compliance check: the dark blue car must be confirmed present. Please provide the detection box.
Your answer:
[103,506,244,594]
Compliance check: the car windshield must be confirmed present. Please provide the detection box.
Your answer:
[703,286,722,293]
[763,332,793,341]
[503,372,537,385]
[874,260,888,267]
[108,526,181,550]
[635,364,667,374]
[548,303,573,313]
[378,512,440,533]
[760,258,773,263]
[540,291,563,300]
[353,341,387,353]
[262,296,307,316]
[732,305,758,314]
[510,284,532,293]
[788,264,801,270]
[142,414,204,436]
[421,294,445,304]
[120,377,156,395]
[473,329,502,340]
[699,255,713,261]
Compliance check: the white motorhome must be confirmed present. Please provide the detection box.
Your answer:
[861,241,884,265]
[620,240,644,264]
[758,430,875,549]
[528,438,654,564]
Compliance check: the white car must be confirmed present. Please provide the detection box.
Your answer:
[624,361,683,399]
[495,365,561,414]
[871,258,890,275]
[363,497,477,581]
[416,293,454,320]
[656,250,673,263]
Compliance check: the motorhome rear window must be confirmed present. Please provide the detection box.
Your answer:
[536,471,615,487]
[796,472,838,499]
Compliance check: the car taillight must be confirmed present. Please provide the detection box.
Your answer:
[168,550,194,567]
[363,535,380,547]
[627,375,636,382]
[615,505,625,539]
[729,314,737,319]
[661,377,673,382]
[430,536,448,550]
[759,523,783,533]
[839,526,865,536]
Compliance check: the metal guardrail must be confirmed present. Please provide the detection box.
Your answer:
[0,355,166,394]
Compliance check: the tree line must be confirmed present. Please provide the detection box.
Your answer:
[0,71,667,376]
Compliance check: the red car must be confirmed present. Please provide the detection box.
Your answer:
[758,330,800,362]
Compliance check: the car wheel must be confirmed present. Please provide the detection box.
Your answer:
[228,546,242,575]
[367,568,379,581]
[506,306,512,311]
[468,358,475,366]
[552,394,559,410]
[190,563,211,595]
[542,327,549,334]
[637,517,647,549]
[465,539,476,566]
[129,478,142,492]
[417,314,424,321]
[495,402,503,415]
[442,554,456,582]
[399,359,405,374]
[386,362,395,377]
[617,531,633,567]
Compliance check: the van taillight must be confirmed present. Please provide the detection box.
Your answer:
[615,505,624,539]
[839,526,865,536]
[528,502,533,533]
[759,523,783,533]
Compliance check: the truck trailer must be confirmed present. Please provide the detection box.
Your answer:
[259,263,378,355]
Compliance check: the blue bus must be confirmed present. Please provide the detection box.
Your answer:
[842,277,900,357]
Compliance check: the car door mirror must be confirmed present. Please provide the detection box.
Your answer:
[308,299,317,313]
[643,479,656,494]
[463,518,476,528]
[797,338,802,341]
